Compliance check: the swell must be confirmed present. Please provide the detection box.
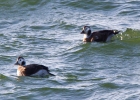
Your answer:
[116,28,140,43]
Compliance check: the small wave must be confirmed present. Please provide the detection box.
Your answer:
[0,74,8,80]
[115,28,140,42]
[62,0,118,10]
[100,82,120,89]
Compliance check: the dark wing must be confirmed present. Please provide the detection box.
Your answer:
[24,64,55,76]
[23,64,48,76]
[92,30,116,42]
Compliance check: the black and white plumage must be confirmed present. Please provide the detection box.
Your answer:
[14,56,55,77]
[81,26,120,42]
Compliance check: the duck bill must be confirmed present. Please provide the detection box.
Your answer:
[14,61,19,65]
[81,30,85,34]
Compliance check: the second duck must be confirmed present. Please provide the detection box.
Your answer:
[15,56,55,77]
[81,26,120,42]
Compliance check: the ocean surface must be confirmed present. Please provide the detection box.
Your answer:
[0,0,140,100]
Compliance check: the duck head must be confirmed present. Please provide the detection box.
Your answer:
[15,56,26,66]
[81,26,92,38]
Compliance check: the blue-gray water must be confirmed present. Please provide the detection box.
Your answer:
[0,0,140,100]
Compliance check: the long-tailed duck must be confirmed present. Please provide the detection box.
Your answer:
[15,56,55,77]
[81,26,120,42]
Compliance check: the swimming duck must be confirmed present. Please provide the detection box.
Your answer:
[15,56,55,77]
[81,26,120,42]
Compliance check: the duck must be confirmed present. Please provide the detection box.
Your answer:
[81,26,120,42]
[14,56,55,77]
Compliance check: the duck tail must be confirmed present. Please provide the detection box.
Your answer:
[43,66,55,76]
[49,72,55,76]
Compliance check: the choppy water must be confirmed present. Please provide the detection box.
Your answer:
[0,0,140,100]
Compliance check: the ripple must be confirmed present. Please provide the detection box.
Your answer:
[0,0,140,99]
[100,82,120,89]
[0,74,8,80]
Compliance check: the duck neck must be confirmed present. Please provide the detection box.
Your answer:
[84,33,92,39]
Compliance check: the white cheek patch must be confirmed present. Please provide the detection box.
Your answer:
[17,58,25,65]
[19,60,22,65]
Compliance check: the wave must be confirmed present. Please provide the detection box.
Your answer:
[115,28,140,42]
[0,74,8,80]
[0,0,50,14]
